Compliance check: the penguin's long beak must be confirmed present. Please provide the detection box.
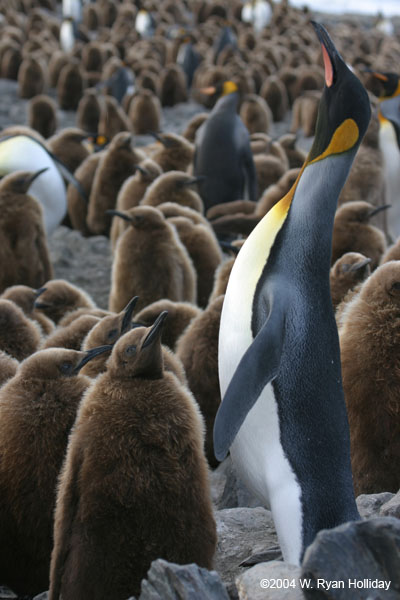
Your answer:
[368,204,391,219]
[348,257,371,273]
[311,21,338,88]
[105,209,132,222]
[149,132,172,147]
[142,311,168,348]
[134,164,149,176]
[177,175,206,187]
[198,86,217,95]
[73,345,113,374]
[34,287,47,299]
[120,296,139,335]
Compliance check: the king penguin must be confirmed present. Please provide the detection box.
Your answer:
[214,23,371,565]
[193,80,258,212]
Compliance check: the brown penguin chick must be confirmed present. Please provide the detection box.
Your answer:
[0,170,53,293]
[330,252,372,310]
[83,2,100,29]
[49,314,216,600]
[150,132,194,172]
[208,241,243,303]
[42,314,101,350]
[0,345,112,596]
[86,132,142,236]
[331,201,389,270]
[206,200,256,221]
[0,299,41,360]
[110,159,163,251]
[168,216,223,308]
[339,261,400,495]
[58,307,111,328]
[254,154,287,197]
[278,133,307,169]
[290,90,321,137]
[48,50,69,88]
[81,40,104,72]
[47,128,91,176]
[158,202,211,228]
[28,94,57,139]
[182,112,208,142]
[76,88,102,134]
[141,170,204,213]
[239,94,272,134]
[0,351,18,387]
[128,89,161,135]
[176,295,224,468]
[108,206,197,312]
[134,299,202,351]
[259,75,289,123]
[0,124,45,144]
[382,238,400,264]
[17,55,46,99]
[34,279,96,325]
[1,43,22,81]
[98,94,132,140]
[256,167,301,217]
[158,64,188,107]
[1,285,55,336]
[57,60,85,111]
[135,69,159,95]
[210,212,260,240]
[67,151,103,236]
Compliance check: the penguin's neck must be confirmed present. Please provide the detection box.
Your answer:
[214,92,239,114]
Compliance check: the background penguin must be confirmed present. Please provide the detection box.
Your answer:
[57,59,85,111]
[0,169,53,293]
[48,51,70,89]
[0,134,67,235]
[28,94,58,139]
[0,345,112,596]
[278,133,307,169]
[110,160,163,251]
[176,294,224,468]
[150,132,194,172]
[49,313,216,600]
[256,167,301,217]
[1,285,55,336]
[207,200,256,221]
[0,351,18,388]
[193,80,258,212]
[181,112,208,143]
[42,314,101,350]
[259,75,289,123]
[214,22,371,565]
[128,89,161,135]
[253,153,288,197]
[0,299,42,361]
[47,128,91,176]
[331,201,389,270]
[158,202,210,228]
[290,90,321,138]
[17,55,46,99]
[98,95,132,140]
[158,64,188,107]
[339,261,400,495]
[76,88,102,134]
[330,252,371,311]
[99,62,135,104]
[34,279,96,325]
[108,206,197,312]
[168,216,223,308]
[86,132,141,236]
[67,150,103,236]
[135,299,202,351]
[239,94,272,135]
[381,236,400,263]
[140,171,204,213]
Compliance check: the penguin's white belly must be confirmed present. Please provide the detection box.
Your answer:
[229,381,303,565]
[380,122,400,236]
[60,23,75,53]
[0,137,67,235]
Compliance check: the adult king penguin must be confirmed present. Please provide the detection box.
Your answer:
[193,81,258,212]
[214,23,371,565]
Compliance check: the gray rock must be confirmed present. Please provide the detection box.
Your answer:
[215,507,279,598]
[236,561,304,600]
[356,493,395,519]
[301,517,400,599]
[139,558,229,599]
[48,226,112,309]
[0,586,17,599]
[380,490,400,519]
[210,457,265,510]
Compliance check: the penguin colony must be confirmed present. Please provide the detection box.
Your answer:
[0,0,399,596]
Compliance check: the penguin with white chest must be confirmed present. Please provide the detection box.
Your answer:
[214,23,371,565]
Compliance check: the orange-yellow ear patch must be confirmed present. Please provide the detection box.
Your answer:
[322,44,333,87]
[310,119,359,163]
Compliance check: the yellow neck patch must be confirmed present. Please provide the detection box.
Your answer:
[310,119,359,164]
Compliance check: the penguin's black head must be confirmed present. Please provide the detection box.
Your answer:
[308,22,371,163]
[367,70,400,99]
[199,80,239,102]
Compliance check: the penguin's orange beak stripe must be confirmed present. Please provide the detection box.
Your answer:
[199,86,216,95]
[372,72,389,82]
[321,44,334,87]
[310,119,359,163]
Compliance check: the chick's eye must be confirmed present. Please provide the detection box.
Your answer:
[107,328,118,341]
[59,361,73,374]
[125,345,137,356]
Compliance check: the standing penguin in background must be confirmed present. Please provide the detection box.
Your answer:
[214,23,371,565]
[0,345,112,596]
[49,313,217,600]
[193,81,258,212]
[0,169,53,293]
